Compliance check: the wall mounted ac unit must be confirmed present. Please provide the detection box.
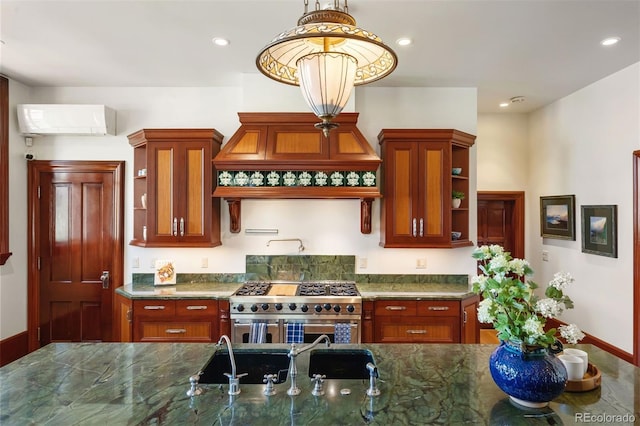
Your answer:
[17,104,117,136]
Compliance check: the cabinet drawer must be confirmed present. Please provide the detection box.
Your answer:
[417,300,460,316]
[376,318,459,343]
[176,300,217,317]
[374,300,417,316]
[137,321,213,342]
[133,300,176,317]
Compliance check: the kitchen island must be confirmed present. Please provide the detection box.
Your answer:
[1,342,637,425]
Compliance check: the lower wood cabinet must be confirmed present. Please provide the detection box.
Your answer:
[373,296,479,344]
[117,299,220,342]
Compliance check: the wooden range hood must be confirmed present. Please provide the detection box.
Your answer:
[213,112,381,234]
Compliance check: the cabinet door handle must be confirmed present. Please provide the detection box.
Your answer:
[406,329,427,334]
[180,217,185,237]
[385,306,407,311]
[428,306,450,311]
[173,217,178,236]
[165,328,187,334]
[186,305,208,310]
[412,218,417,237]
[419,218,424,237]
[143,305,166,310]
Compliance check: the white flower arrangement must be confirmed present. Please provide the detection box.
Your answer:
[472,245,585,348]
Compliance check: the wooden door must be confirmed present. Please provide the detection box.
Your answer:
[477,192,525,259]
[29,161,124,349]
[418,141,448,242]
[179,141,210,242]
[477,200,513,252]
[382,141,417,244]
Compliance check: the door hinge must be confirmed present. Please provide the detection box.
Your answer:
[37,186,41,199]
[37,256,41,270]
[126,309,132,322]
[37,327,41,342]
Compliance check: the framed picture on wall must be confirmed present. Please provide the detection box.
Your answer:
[540,195,576,240]
[581,205,617,258]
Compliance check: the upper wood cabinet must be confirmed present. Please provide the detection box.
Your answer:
[378,129,476,248]
[128,129,223,247]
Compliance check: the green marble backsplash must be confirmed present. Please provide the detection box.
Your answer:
[132,255,468,285]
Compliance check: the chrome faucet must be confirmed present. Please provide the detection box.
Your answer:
[287,334,331,396]
[217,335,247,395]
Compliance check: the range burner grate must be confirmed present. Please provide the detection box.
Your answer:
[233,280,359,297]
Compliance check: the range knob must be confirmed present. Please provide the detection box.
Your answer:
[324,303,332,311]
[314,304,323,313]
[250,304,258,312]
[288,303,297,311]
[333,305,341,312]
[346,304,355,313]
[301,304,309,312]
[261,303,269,311]
[236,304,245,312]
[275,303,283,311]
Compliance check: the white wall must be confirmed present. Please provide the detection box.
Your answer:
[526,63,639,353]
[1,79,478,339]
[0,79,31,338]
[476,113,532,256]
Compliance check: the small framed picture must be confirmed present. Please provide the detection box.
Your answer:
[581,205,617,258]
[540,195,576,240]
[155,259,176,285]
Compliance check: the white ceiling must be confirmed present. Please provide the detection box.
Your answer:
[1,0,638,113]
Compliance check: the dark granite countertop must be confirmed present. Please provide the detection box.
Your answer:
[1,343,637,425]
[116,282,474,301]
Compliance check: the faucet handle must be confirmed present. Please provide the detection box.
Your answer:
[311,374,326,396]
[186,373,203,397]
[263,374,278,396]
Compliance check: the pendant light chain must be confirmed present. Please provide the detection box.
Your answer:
[304,0,348,13]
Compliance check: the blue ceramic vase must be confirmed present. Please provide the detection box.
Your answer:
[489,340,568,408]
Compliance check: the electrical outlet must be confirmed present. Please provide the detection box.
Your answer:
[542,250,549,262]
[416,257,427,269]
[150,258,157,269]
[132,257,140,268]
[201,257,209,268]
[358,257,367,269]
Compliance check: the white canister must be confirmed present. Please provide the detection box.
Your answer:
[558,354,584,380]
[563,348,588,376]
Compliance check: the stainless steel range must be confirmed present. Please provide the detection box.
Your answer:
[229,280,362,344]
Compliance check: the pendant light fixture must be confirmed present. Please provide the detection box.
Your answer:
[256,0,398,136]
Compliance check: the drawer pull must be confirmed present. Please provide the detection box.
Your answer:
[406,329,427,334]
[186,305,208,310]
[143,305,166,310]
[385,306,407,311]
[428,306,450,311]
[165,329,187,334]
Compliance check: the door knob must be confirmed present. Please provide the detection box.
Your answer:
[100,271,110,289]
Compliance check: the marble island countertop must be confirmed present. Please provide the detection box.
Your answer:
[116,282,474,300]
[1,342,637,425]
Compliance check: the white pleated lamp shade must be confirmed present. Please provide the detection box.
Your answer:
[297,52,357,121]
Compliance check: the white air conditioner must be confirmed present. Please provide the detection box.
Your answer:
[17,104,117,136]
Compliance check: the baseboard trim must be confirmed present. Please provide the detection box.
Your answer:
[547,318,633,364]
[0,331,29,367]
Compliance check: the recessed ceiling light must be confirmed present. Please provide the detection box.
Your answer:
[396,38,412,46]
[499,102,510,108]
[601,36,621,46]
[212,37,230,47]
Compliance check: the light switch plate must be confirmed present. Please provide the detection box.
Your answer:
[416,258,427,269]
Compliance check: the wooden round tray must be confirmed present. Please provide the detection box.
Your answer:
[565,363,601,392]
